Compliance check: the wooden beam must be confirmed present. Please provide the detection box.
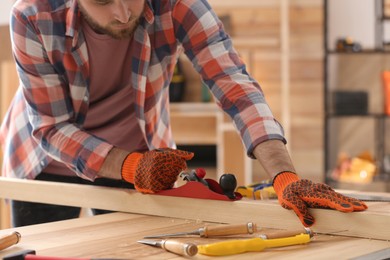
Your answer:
[208,0,279,8]
[0,177,389,241]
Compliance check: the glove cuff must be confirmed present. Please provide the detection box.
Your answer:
[121,152,143,183]
[272,171,299,195]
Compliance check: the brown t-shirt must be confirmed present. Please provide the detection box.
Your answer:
[44,19,148,176]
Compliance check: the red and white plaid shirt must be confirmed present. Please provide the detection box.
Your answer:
[0,0,285,180]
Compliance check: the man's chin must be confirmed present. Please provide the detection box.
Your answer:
[113,31,134,39]
[105,26,136,39]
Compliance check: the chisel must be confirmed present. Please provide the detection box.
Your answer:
[3,249,128,260]
[144,223,311,240]
[258,228,312,239]
[143,222,257,238]
[137,239,198,257]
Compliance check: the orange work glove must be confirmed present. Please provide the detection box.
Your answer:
[272,171,368,227]
[121,148,194,193]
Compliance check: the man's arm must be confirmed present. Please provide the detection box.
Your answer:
[98,147,130,180]
[252,139,295,179]
[100,140,294,180]
[254,141,367,227]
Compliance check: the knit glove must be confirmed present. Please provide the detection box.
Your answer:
[273,171,368,227]
[121,148,194,193]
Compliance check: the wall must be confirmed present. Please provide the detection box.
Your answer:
[327,0,376,50]
[0,1,13,25]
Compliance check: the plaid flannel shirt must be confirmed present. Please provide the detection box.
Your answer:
[0,0,285,180]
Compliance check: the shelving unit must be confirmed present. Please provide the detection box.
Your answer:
[324,0,390,190]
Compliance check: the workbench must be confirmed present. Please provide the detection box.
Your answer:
[0,212,389,259]
[0,178,389,259]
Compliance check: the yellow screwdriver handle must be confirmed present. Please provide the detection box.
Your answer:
[198,234,311,256]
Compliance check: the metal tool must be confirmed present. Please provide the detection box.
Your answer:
[3,249,127,260]
[341,192,390,202]
[0,231,21,251]
[258,228,312,239]
[197,233,311,256]
[179,168,209,188]
[350,247,390,260]
[137,239,198,257]
[143,222,257,239]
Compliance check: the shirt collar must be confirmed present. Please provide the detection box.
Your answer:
[65,0,81,48]
[144,0,155,24]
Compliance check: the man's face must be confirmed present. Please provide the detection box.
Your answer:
[77,0,146,39]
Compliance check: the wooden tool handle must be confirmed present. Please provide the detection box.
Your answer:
[202,223,257,237]
[162,240,198,256]
[260,228,311,239]
[0,231,21,251]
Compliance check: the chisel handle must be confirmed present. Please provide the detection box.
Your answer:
[201,223,257,237]
[162,240,198,257]
[0,231,21,251]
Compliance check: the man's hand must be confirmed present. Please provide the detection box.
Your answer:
[121,148,194,193]
[273,171,368,227]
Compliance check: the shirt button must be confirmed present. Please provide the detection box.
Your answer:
[83,96,88,102]
[40,161,45,166]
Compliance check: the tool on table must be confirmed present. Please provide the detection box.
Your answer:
[145,225,311,240]
[172,168,242,201]
[3,249,128,260]
[236,181,277,200]
[137,239,198,257]
[179,168,209,188]
[0,231,21,251]
[258,228,312,239]
[340,192,390,202]
[197,233,311,256]
[219,173,237,199]
[350,247,390,260]
[144,222,257,239]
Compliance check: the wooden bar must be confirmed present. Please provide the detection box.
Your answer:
[208,0,280,8]
[0,178,389,241]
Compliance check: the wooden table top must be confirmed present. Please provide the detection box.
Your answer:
[0,212,389,260]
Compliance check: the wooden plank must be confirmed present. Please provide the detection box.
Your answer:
[219,129,247,185]
[0,61,18,119]
[170,103,218,145]
[1,60,18,230]
[208,0,280,8]
[0,212,389,259]
[0,26,13,62]
[0,178,389,241]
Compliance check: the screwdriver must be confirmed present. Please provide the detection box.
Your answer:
[198,233,311,256]
[143,222,257,239]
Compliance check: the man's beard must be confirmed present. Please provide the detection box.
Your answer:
[77,3,141,39]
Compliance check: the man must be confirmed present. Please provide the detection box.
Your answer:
[0,0,366,227]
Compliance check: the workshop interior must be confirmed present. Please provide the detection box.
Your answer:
[0,0,389,259]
